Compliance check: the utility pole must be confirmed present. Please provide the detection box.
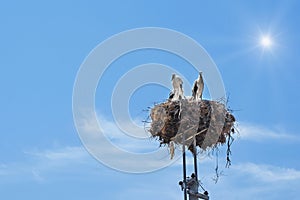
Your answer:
[182,132,188,200]
[193,136,198,183]
[179,136,209,200]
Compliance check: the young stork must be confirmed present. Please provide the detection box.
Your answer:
[171,74,184,100]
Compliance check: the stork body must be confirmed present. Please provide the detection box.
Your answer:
[192,72,204,100]
[171,74,184,100]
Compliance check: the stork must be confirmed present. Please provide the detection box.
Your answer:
[171,74,184,100]
[192,72,204,100]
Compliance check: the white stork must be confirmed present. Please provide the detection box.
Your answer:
[192,72,204,100]
[171,74,184,100]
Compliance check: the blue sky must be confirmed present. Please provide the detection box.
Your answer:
[1,0,300,199]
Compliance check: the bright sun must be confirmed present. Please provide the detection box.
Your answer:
[261,36,272,47]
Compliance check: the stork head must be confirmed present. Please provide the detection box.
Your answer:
[198,71,203,78]
[171,74,175,80]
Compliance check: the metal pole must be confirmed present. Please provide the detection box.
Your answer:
[182,133,187,200]
[193,136,198,181]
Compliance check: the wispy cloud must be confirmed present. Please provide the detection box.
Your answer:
[0,146,95,182]
[1,144,300,200]
[237,122,299,141]
[0,163,13,176]
[78,112,158,152]
[77,112,300,173]
[25,146,88,162]
[74,111,184,173]
[233,162,300,182]
[197,161,300,200]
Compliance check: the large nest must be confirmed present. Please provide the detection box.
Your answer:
[149,98,235,152]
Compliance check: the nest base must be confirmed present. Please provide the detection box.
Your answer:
[149,98,235,152]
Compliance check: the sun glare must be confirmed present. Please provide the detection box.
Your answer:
[261,36,272,47]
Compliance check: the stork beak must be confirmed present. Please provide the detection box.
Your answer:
[171,74,175,80]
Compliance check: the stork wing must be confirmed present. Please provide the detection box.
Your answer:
[192,80,198,98]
